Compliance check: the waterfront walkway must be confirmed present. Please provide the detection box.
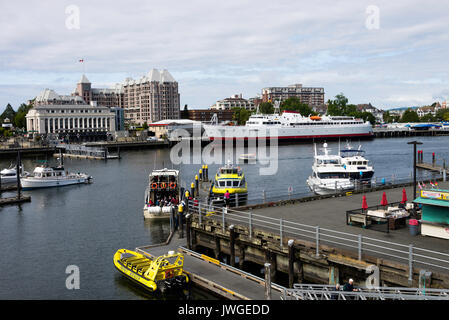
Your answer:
[136,233,284,300]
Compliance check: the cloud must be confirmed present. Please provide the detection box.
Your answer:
[1,0,449,112]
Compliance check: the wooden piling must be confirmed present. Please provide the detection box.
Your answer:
[229,225,236,267]
[288,239,295,288]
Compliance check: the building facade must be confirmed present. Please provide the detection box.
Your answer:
[121,69,180,125]
[261,84,325,107]
[211,94,255,111]
[181,108,234,123]
[26,89,116,141]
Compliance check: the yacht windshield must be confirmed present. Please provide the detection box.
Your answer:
[318,172,348,179]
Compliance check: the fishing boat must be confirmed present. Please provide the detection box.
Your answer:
[209,161,247,207]
[113,249,189,292]
[307,143,354,195]
[143,168,180,219]
[0,165,29,183]
[339,142,374,184]
[21,162,92,190]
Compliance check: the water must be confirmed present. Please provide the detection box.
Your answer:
[0,136,448,299]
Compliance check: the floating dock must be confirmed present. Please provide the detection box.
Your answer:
[0,195,31,206]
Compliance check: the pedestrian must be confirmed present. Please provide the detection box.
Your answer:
[224,190,230,208]
[330,283,340,300]
[343,278,358,292]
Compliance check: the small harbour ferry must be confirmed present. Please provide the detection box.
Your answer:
[209,162,247,207]
[20,163,92,190]
[0,165,29,183]
[143,168,180,219]
[113,249,189,292]
[339,142,374,184]
[307,143,354,195]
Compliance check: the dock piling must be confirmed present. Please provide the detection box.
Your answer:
[16,151,22,200]
[264,263,272,300]
[288,239,295,288]
[229,225,236,267]
[186,214,191,248]
[315,226,320,258]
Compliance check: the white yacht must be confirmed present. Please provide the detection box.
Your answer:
[339,142,374,184]
[307,143,354,195]
[0,165,29,184]
[21,164,92,190]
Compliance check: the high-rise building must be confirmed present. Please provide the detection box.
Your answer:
[73,69,180,125]
[261,83,325,107]
[122,69,180,124]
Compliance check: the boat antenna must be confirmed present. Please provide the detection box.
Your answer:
[274,100,280,115]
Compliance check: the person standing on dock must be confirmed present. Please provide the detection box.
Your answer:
[224,190,230,208]
[343,279,358,292]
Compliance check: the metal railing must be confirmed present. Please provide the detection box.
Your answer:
[282,284,449,300]
[187,201,449,277]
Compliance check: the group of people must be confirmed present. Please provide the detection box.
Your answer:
[331,278,359,300]
[147,194,179,207]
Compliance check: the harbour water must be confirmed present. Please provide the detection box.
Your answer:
[0,136,448,299]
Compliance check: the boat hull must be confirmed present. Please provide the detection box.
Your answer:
[21,177,90,190]
[307,178,354,195]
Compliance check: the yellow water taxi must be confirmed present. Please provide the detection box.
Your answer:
[113,249,189,292]
[210,162,248,206]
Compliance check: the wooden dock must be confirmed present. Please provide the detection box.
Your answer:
[417,162,446,172]
[135,232,286,300]
[0,195,31,206]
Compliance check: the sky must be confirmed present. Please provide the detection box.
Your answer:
[1,0,449,113]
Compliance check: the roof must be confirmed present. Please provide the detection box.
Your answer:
[124,68,177,86]
[149,119,202,126]
[79,74,90,84]
[413,197,449,208]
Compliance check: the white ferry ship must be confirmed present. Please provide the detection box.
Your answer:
[203,111,373,141]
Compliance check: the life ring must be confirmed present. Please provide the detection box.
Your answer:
[169,182,176,189]
[160,182,167,189]
[151,182,158,189]
[165,269,174,279]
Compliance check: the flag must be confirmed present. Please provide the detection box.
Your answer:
[418,182,422,190]
[79,59,84,62]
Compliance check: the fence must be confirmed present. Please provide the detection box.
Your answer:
[187,201,449,278]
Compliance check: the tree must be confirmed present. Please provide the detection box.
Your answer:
[0,103,16,123]
[360,112,376,125]
[280,97,315,116]
[13,103,33,129]
[400,109,420,123]
[142,122,149,130]
[231,107,251,125]
[420,113,436,122]
[259,102,274,114]
[327,93,348,116]
[435,108,449,121]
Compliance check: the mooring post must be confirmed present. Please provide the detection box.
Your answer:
[195,175,199,197]
[264,263,272,300]
[16,151,21,200]
[358,234,363,261]
[222,206,226,232]
[248,209,253,239]
[288,239,295,288]
[315,226,320,258]
[409,244,414,284]
[185,214,191,250]
[229,225,236,267]
[179,209,184,239]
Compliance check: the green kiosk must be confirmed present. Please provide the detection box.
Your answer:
[413,189,449,240]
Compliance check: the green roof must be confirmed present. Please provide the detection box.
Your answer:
[413,197,449,208]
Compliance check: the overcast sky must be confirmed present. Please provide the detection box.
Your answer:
[1,0,449,113]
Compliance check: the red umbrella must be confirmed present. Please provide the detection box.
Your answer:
[401,188,408,204]
[362,195,368,212]
[380,192,388,207]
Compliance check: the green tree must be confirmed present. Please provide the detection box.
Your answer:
[232,107,251,125]
[400,109,420,123]
[326,93,348,116]
[13,103,33,129]
[359,111,376,125]
[280,97,315,116]
[0,103,16,123]
[142,122,149,130]
[420,113,436,122]
[258,102,274,114]
[435,108,449,121]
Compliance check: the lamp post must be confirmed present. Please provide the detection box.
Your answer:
[408,141,423,200]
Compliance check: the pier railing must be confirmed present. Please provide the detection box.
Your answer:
[187,201,449,278]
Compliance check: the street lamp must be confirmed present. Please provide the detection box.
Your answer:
[408,140,423,200]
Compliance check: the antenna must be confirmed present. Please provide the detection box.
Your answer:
[274,100,280,114]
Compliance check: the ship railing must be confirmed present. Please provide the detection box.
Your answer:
[187,201,449,276]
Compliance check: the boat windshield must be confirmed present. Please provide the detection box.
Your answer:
[217,180,241,187]
[317,159,340,165]
[318,172,349,179]
[220,168,239,175]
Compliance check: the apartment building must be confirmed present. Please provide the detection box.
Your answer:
[261,83,325,107]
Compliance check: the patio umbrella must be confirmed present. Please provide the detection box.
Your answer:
[401,188,408,204]
[380,191,388,207]
[362,195,368,212]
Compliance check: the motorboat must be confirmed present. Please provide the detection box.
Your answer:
[0,165,29,184]
[20,164,92,190]
[307,143,354,195]
[113,249,189,292]
[143,168,180,220]
[209,161,248,207]
[339,142,374,184]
